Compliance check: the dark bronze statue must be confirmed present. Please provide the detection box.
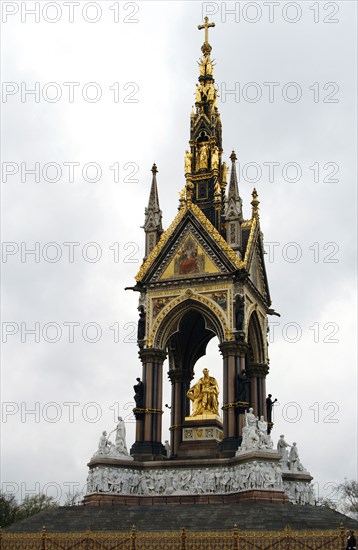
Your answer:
[137,307,146,341]
[266,393,277,423]
[237,370,250,404]
[134,377,144,408]
[234,296,245,331]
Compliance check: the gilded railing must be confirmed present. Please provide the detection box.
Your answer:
[0,525,347,550]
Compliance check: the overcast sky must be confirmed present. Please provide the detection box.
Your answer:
[1,1,357,506]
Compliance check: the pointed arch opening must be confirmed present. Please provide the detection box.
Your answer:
[247,310,265,364]
[153,298,225,458]
[153,296,226,351]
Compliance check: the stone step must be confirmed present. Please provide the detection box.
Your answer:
[5,503,358,532]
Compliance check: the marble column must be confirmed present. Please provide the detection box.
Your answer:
[219,340,248,454]
[246,362,269,419]
[168,369,193,457]
[130,348,167,460]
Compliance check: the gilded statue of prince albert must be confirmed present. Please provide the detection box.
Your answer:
[187,368,219,416]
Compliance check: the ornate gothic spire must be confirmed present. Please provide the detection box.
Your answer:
[227,151,242,211]
[143,163,163,258]
[147,163,161,213]
[225,151,243,254]
[183,18,224,231]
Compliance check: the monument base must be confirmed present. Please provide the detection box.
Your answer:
[84,488,287,506]
[130,441,166,462]
[219,436,241,457]
[177,416,223,459]
[85,451,314,506]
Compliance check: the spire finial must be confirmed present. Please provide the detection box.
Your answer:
[143,163,163,258]
[251,188,260,219]
[147,163,161,212]
[198,17,215,55]
[227,151,240,203]
[198,16,215,45]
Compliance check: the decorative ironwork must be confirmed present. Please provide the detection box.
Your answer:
[222,400,249,410]
[0,524,347,550]
[133,407,164,415]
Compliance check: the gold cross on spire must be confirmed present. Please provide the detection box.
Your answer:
[198,16,215,44]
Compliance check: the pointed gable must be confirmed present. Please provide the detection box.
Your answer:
[242,218,271,305]
[135,202,244,283]
[160,233,220,280]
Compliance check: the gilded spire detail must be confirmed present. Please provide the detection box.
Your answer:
[198,16,215,55]
[182,19,227,231]
[178,187,186,210]
[251,188,260,219]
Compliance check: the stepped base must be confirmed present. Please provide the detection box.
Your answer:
[86,451,314,506]
[5,503,358,532]
[84,489,287,506]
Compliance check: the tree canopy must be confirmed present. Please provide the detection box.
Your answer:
[317,479,358,520]
[0,492,58,528]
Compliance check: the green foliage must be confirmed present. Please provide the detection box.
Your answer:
[339,479,358,519]
[316,497,338,510]
[15,493,58,522]
[0,492,59,528]
[63,490,83,506]
[0,492,19,528]
[317,479,358,520]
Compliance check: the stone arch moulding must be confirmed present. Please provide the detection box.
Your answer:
[247,309,265,364]
[149,291,230,350]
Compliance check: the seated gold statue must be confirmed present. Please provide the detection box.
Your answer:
[187,368,219,416]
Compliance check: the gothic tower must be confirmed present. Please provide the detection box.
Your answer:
[83,19,318,513]
[131,18,273,461]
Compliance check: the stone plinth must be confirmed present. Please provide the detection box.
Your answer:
[282,470,314,505]
[84,451,313,506]
[177,415,223,459]
[84,489,287,506]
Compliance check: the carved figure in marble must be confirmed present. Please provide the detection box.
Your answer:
[258,416,274,449]
[165,440,171,457]
[283,480,315,505]
[288,442,306,472]
[87,460,292,497]
[92,420,132,460]
[277,435,291,469]
[237,408,274,453]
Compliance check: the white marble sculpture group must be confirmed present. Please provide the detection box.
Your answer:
[87,461,284,495]
[236,408,274,453]
[283,480,315,505]
[87,408,314,506]
[277,435,306,471]
[92,416,133,460]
